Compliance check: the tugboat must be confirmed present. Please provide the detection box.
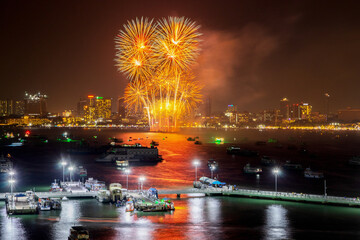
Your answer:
[68,226,89,240]
[243,163,262,174]
[304,168,324,178]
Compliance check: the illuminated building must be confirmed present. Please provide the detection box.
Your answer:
[84,95,96,123]
[14,100,25,115]
[300,103,312,120]
[24,92,48,116]
[290,104,301,120]
[0,99,13,116]
[225,105,237,123]
[95,96,112,120]
[117,97,126,118]
[77,98,87,117]
[280,98,290,120]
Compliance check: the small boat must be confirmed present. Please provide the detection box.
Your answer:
[96,190,111,203]
[283,161,303,170]
[116,160,129,167]
[50,179,63,192]
[349,156,360,165]
[261,156,277,166]
[243,163,262,174]
[62,196,68,201]
[150,140,159,146]
[194,141,202,145]
[187,137,195,141]
[38,198,51,211]
[304,168,324,178]
[68,226,89,240]
[125,199,134,212]
[50,198,62,210]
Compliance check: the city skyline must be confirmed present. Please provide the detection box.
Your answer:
[0,0,359,113]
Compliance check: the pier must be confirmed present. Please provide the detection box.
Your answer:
[1,187,360,208]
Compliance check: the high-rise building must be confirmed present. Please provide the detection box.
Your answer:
[225,104,238,123]
[117,97,126,118]
[77,98,87,117]
[84,95,96,123]
[280,98,290,120]
[0,99,14,116]
[24,92,48,116]
[290,103,301,120]
[14,100,25,115]
[300,103,312,120]
[95,96,111,119]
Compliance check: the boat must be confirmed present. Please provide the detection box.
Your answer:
[38,198,51,211]
[95,143,162,163]
[125,199,134,212]
[50,179,63,192]
[109,183,123,203]
[208,159,219,170]
[96,190,111,203]
[304,168,324,178]
[150,140,159,146]
[187,137,195,141]
[194,141,202,145]
[0,154,13,173]
[50,198,62,210]
[68,226,89,240]
[349,156,360,165]
[243,163,262,174]
[84,178,106,191]
[6,193,39,215]
[62,196,68,201]
[283,161,303,170]
[261,156,277,166]
[116,160,129,167]
[62,181,89,193]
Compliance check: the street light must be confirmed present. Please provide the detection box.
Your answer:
[125,169,131,189]
[273,168,280,192]
[68,166,74,182]
[139,176,145,191]
[193,160,200,182]
[60,161,67,183]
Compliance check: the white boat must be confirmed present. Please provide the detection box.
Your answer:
[349,156,360,165]
[116,160,129,167]
[96,190,111,203]
[304,168,324,178]
[85,178,106,191]
[243,163,262,174]
[109,183,123,203]
[62,181,89,193]
[38,198,51,211]
[0,154,13,173]
[50,179,63,192]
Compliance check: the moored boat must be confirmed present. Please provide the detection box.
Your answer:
[38,198,51,211]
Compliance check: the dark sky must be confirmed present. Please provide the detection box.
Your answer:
[0,0,359,113]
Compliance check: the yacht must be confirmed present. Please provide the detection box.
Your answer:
[349,156,360,165]
[95,143,162,163]
[283,161,303,170]
[0,154,13,173]
[243,163,262,174]
[96,190,111,203]
[304,168,324,178]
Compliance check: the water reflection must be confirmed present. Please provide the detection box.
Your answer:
[264,205,291,240]
[52,200,81,239]
[1,208,27,240]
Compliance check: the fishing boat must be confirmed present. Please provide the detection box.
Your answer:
[84,178,106,191]
[304,168,324,178]
[38,198,51,211]
[96,190,111,203]
[68,226,89,240]
[243,163,262,174]
[50,179,63,192]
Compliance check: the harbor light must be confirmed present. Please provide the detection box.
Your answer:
[9,170,15,176]
[139,176,145,191]
[125,169,131,189]
[60,161,67,183]
[273,168,280,192]
[193,160,200,181]
[69,166,74,182]
[8,179,15,195]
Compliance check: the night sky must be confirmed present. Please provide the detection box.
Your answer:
[0,0,359,113]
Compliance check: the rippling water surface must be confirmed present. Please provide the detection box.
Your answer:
[0,128,360,239]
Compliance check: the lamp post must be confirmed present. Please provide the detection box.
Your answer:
[125,169,131,189]
[61,161,67,183]
[273,168,280,193]
[68,166,74,182]
[193,160,200,182]
[139,176,145,192]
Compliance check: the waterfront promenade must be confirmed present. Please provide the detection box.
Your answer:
[1,187,360,208]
